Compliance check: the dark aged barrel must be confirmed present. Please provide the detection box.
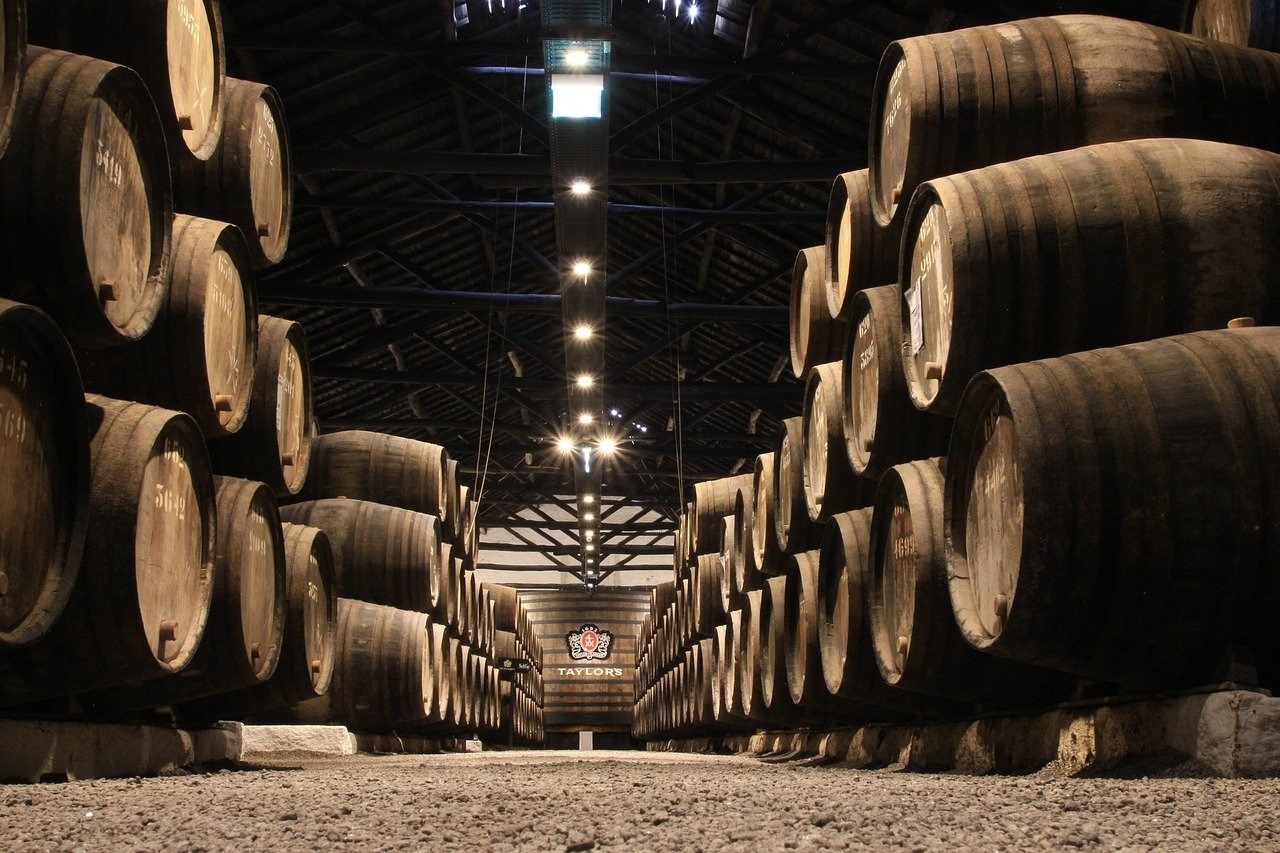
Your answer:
[690,553,722,640]
[0,301,90,647]
[279,498,440,614]
[758,574,812,722]
[79,214,257,437]
[0,0,24,161]
[84,475,288,713]
[773,417,822,555]
[802,361,876,523]
[869,15,1280,230]
[948,328,1280,690]
[177,522,337,721]
[751,452,783,576]
[843,285,950,477]
[732,485,763,597]
[691,473,751,556]
[427,620,450,726]
[207,315,312,496]
[783,550,856,712]
[174,77,290,268]
[789,246,846,379]
[738,590,773,721]
[1184,0,1278,50]
[293,430,451,525]
[486,582,518,633]
[0,47,171,349]
[0,396,215,705]
[824,169,898,320]
[901,139,1280,414]
[869,458,1075,708]
[26,0,225,161]
[718,515,737,613]
[284,599,433,732]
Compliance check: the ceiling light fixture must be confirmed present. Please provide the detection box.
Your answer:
[578,413,594,425]
[570,178,592,195]
[583,512,595,521]
[576,373,594,388]
[565,48,590,69]
[572,259,592,278]
[598,436,617,454]
[550,74,604,118]
[556,437,575,453]
[582,494,595,504]
[573,324,594,341]
[688,3,699,21]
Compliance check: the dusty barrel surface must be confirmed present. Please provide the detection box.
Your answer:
[789,245,846,379]
[27,0,225,161]
[843,285,950,477]
[86,475,288,713]
[869,15,1280,230]
[176,521,337,723]
[174,77,290,268]
[285,599,433,732]
[869,458,1073,708]
[0,301,90,648]
[207,314,312,496]
[751,452,783,575]
[948,328,1280,690]
[0,396,215,705]
[79,214,257,437]
[901,138,1280,414]
[691,473,751,557]
[0,0,24,161]
[782,549,849,712]
[292,430,451,525]
[824,169,898,320]
[731,485,762,598]
[279,498,440,614]
[802,360,876,523]
[0,47,171,349]
[773,417,821,555]
[815,510,887,701]
[1184,0,1279,50]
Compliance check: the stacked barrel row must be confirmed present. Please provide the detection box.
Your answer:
[0,1,544,743]
[262,430,544,744]
[636,14,1280,739]
[0,0,327,725]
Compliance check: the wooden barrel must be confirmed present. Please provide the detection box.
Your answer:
[901,139,1280,415]
[1184,0,1279,50]
[427,620,451,726]
[0,300,90,648]
[783,548,907,719]
[284,599,433,732]
[773,417,821,554]
[731,486,762,598]
[0,47,171,349]
[750,452,783,576]
[690,473,750,556]
[447,637,467,729]
[0,0,24,161]
[79,214,257,437]
[174,77,290,268]
[802,360,876,523]
[26,0,225,161]
[717,514,737,613]
[0,396,215,705]
[207,315,312,496]
[177,521,337,720]
[867,458,1077,709]
[758,574,811,722]
[292,430,451,524]
[824,169,898,320]
[789,245,846,379]
[486,582,518,633]
[869,15,1280,231]
[689,553,722,640]
[949,328,1280,690]
[85,476,288,713]
[737,590,770,721]
[842,285,950,477]
[278,498,440,614]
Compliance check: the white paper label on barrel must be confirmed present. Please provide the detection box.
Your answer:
[276,375,284,431]
[907,288,923,355]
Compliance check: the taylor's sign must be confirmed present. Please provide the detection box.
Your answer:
[566,623,612,661]
[555,666,625,677]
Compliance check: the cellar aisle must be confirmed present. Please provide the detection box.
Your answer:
[1,751,1276,850]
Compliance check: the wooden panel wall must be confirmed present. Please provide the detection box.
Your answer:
[518,588,649,732]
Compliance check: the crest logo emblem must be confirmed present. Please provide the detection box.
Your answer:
[566,623,613,660]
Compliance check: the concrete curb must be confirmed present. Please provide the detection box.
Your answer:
[640,690,1280,777]
[240,725,357,758]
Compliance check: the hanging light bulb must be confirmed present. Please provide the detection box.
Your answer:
[573,324,594,341]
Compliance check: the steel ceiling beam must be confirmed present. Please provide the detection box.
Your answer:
[259,284,788,324]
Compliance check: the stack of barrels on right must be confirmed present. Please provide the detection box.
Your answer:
[635,13,1280,740]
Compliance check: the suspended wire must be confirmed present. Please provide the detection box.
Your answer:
[655,16,687,507]
[474,54,533,511]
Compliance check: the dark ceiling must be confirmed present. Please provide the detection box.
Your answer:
[223,0,1182,560]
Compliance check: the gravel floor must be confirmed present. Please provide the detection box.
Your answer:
[0,749,1276,851]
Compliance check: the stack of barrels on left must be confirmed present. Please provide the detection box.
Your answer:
[0,1,520,744]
